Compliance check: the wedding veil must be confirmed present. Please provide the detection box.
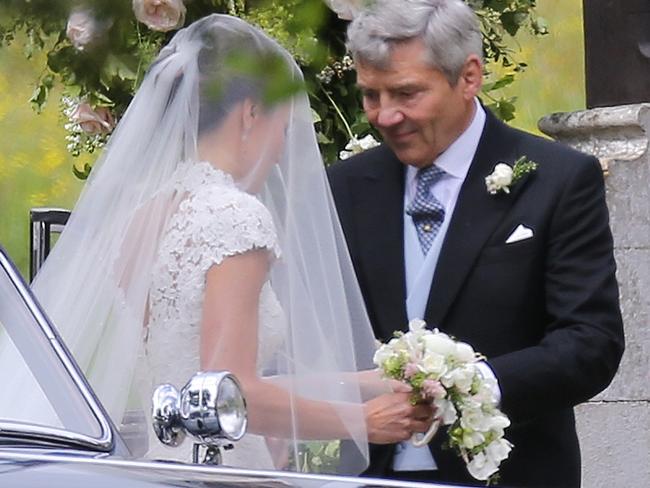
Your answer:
[23,14,381,473]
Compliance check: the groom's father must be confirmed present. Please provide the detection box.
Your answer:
[328,1,624,487]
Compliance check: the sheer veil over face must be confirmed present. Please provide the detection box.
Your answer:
[21,14,380,473]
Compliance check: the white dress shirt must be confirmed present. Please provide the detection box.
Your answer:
[394,98,500,471]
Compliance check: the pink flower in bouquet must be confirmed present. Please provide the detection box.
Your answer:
[71,103,115,135]
[422,379,445,399]
[66,8,112,51]
[133,0,187,32]
[374,319,513,483]
[404,362,419,379]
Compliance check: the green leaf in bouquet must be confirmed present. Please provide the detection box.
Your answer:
[383,355,407,379]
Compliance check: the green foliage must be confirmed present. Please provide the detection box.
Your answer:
[511,155,538,181]
[0,0,546,173]
[0,0,584,283]
[476,0,549,121]
[294,440,341,474]
[0,37,84,276]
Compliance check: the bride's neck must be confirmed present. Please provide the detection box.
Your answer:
[196,125,242,176]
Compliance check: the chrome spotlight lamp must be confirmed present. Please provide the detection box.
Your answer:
[152,371,247,465]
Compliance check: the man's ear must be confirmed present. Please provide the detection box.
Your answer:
[459,54,483,100]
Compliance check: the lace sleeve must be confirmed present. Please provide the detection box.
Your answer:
[185,186,281,268]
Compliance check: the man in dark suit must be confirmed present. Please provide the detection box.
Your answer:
[328,1,624,487]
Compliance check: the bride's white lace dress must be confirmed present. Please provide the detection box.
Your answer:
[144,161,285,468]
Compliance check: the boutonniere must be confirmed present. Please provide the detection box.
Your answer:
[485,156,538,195]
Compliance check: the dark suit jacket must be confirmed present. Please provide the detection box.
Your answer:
[328,110,625,487]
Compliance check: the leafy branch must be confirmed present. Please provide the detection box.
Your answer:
[0,0,547,175]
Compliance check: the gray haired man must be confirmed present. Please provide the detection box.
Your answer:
[328,1,624,486]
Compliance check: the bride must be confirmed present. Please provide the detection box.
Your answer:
[29,14,433,474]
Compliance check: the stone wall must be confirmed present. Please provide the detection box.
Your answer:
[539,104,650,487]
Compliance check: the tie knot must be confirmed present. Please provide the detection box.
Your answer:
[406,164,447,219]
[417,164,446,186]
[406,165,447,255]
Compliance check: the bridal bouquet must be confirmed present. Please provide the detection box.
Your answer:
[373,319,513,483]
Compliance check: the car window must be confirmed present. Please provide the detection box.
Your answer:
[0,251,106,442]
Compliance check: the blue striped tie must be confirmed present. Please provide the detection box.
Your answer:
[406,165,446,254]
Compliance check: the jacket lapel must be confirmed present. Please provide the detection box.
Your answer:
[353,148,409,341]
[424,111,530,328]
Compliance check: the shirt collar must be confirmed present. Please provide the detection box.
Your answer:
[406,98,486,185]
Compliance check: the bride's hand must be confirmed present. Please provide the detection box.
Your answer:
[363,392,436,444]
[355,369,414,399]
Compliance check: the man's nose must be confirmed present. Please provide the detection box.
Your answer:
[375,104,404,128]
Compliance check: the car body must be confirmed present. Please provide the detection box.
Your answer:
[0,245,460,488]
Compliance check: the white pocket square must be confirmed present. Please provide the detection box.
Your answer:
[505,224,534,244]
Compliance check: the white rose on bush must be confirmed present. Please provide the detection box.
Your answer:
[339,134,379,160]
[133,0,186,32]
[71,103,115,135]
[66,8,112,51]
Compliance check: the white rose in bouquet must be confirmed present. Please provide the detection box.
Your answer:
[434,397,458,424]
[421,352,447,377]
[372,344,394,365]
[133,0,186,32]
[423,331,456,356]
[462,431,486,450]
[442,364,475,394]
[453,341,477,363]
[374,319,514,484]
[467,451,499,481]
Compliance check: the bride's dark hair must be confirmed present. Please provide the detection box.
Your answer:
[153,19,273,137]
[196,31,268,136]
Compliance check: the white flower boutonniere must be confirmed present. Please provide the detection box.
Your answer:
[485,156,538,195]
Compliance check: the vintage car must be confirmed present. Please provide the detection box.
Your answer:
[0,243,460,488]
